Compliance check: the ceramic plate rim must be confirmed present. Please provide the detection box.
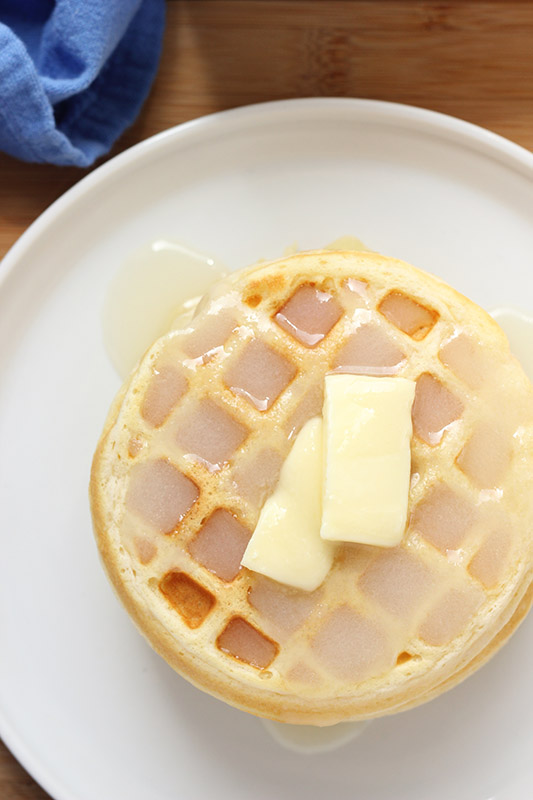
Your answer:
[1,96,533,800]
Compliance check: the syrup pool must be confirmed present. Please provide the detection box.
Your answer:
[103,239,226,378]
[262,719,370,755]
[489,308,533,381]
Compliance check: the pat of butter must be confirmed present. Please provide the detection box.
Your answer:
[241,417,334,591]
[321,375,415,547]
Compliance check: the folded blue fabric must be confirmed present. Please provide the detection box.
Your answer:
[0,0,165,166]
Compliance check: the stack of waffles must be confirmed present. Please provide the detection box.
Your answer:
[91,250,533,725]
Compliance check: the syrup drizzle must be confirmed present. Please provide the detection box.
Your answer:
[103,239,226,378]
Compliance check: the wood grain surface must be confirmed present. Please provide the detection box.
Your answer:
[1,1,533,797]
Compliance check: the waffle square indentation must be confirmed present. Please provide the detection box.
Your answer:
[182,310,238,362]
[188,509,251,582]
[359,549,435,618]
[176,399,249,470]
[332,323,405,375]
[126,458,199,533]
[159,571,215,629]
[418,587,483,646]
[378,291,438,339]
[411,484,477,553]
[216,617,279,668]
[456,424,511,488]
[439,333,490,389]
[141,365,187,427]
[275,284,342,347]
[224,338,296,411]
[412,373,463,445]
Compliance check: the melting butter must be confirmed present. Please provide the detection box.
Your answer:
[321,375,415,547]
[490,307,533,382]
[241,418,334,591]
[103,239,226,378]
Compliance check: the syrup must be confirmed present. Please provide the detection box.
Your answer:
[103,240,226,378]
[489,308,533,381]
[261,719,370,754]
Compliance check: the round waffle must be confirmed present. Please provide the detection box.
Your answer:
[90,250,533,725]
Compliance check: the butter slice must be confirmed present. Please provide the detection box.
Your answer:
[321,375,415,547]
[241,417,334,591]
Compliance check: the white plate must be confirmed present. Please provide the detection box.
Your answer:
[1,98,533,800]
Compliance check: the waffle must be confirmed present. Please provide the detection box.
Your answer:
[90,250,533,726]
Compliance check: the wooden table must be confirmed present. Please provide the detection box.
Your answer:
[1,1,533,796]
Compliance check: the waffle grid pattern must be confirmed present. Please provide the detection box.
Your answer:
[104,253,533,700]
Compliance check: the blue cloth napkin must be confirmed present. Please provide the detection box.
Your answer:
[0,0,165,166]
